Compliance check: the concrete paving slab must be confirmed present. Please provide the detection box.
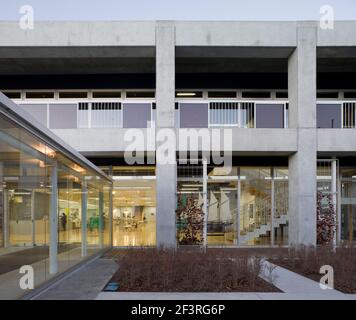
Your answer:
[260,260,344,296]
[34,258,117,300]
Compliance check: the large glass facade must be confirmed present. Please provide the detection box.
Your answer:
[207,167,238,246]
[0,109,112,299]
[108,166,156,247]
[176,164,289,247]
[341,167,356,242]
[177,164,204,245]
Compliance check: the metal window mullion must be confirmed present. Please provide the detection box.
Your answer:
[271,168,275,246]
[88,102,92,128]
[237,173,241,247]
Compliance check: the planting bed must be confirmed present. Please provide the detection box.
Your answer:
[105,248,280,292]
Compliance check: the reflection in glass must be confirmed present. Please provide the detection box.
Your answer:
[240,168,272,245]
[207,167,238,246]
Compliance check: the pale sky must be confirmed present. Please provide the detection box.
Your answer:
[0,0,355,21]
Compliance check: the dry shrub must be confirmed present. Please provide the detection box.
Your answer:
[110,248,277,292]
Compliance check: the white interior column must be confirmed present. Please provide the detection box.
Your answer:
[31,190,35,246]
[155,21,177,247]
[288,24,317,246]
[99,191,104,249]
[49,162,58,274]
[81,181,87,257]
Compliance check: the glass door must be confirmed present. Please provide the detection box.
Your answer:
[8,189,33,246]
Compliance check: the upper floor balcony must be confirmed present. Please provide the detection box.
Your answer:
[4,89,356,130]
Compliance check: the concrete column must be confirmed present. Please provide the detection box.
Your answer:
[49,163,58,274]
[81,181,87,257]
[288,24,317,246]
[155,21,177,247]
[156,21,175,128]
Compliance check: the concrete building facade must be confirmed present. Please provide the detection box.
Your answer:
[1,20,356,261]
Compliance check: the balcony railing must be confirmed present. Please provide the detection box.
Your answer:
[18,98,356,130]
[175,100,288,129]
[19,101,156,129]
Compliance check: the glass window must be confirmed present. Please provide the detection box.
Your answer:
[26,92,54,99]
[207,91,236,98]
[273,168,289,245]
[317,104,342,128]
[177,164,204,245]
[126,91,155,98]
[175,91,203,98]
[207,167,238,246]
[123,103,151,128]
[240,167,272,246]
[2,91,21,99]
[49,104,78,129]
[179,103,208,128]
[20,104,48,126]
[241,91,271,99]
[59,91,87,99]
[0,114,51,299]
[0,109,112,299]
[340,167,356,242]
[256,104,284,128]
[111,166,156,247]
[93,91,121,98]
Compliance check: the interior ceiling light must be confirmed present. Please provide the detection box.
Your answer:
[176,92,196,97]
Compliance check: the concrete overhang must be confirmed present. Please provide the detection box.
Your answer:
[52,128,297,156]
[317,129,356,154]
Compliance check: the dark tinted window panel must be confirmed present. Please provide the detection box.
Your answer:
[344,92,356,99]
[208,91,236,98]
[92,91,121,98]
[49,104,77,129]
[256,104,284,128]
[2,91,21,99]
[123,103,151,128]
[275,91,288,99]
[175,91,203,98]
[20,104,47,126]
[26,92,54,99]
[242,91,271,99]
[179,103,208,128]
[126,91,155,98]
[317,104,341,128]
[59,91,87,99]
[317,92,339,99]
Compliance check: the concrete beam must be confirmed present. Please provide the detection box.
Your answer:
[318,129,356,153]
[288,25,317,246]
[0,21,156,46]
[51,128,297,154]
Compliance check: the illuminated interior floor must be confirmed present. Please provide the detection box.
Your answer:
[113,220,156,246]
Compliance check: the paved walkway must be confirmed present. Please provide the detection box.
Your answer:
[34,258,117,300]
[259,260,345,296]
